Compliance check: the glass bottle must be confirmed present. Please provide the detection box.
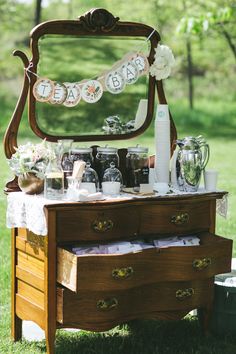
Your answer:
[80,162,99,194]
[126,144,149,191]
[102,162,123,196]
[58,139,74,189]
[44,157,64,199]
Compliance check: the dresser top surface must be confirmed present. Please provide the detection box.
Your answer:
[44,190,227,210]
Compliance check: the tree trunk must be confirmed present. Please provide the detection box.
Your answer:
[220,26,236,60]
[34,0,42,26]
[186,37,194,110]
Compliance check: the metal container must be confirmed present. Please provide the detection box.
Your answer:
[176,136,209,192]
[210,271,236,336]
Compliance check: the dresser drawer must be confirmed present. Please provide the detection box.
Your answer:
[57,279,213,331]
[140,200,211,235]
[56,205,140,242]
[57,233,232,292]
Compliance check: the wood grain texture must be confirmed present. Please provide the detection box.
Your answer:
[56,205,140,242]
[17,280,44,309]
[57,278,213,331]
[139,200,211,235]
[44,209,57,354]
[16,236,45,261]
[11,229,22,341]
[16,294,45,330]
[17,250,44,278]
[16,266,44,292]
[57,233,232,292]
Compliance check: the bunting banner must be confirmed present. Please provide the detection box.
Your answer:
[32,52,150,107]
[30,42,175,107]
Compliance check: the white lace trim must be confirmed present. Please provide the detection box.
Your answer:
[216,193,228,218]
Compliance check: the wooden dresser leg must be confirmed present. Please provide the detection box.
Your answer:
[11,228,22,341]
[11,314,22,341]
[198,306,212,336]
[45,326,56,354]
[44,210,57,354]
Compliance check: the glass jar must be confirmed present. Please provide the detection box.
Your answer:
[102,162,123,195]
[126,145,149,190]
[70,147,94,166]
[44,158,64,199]
[80,162,99,194]
[95,146,119,187]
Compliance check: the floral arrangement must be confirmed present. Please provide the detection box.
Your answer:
[149,44,175,81]
[8,140,54,178]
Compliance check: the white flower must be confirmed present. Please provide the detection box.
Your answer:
[8,140,54,177]
[149,44,175,81]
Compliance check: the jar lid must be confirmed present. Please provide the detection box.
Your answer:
[71,147,92,153]
[215,270,236,289]
[127,144,148,153]
[97,146,118,153]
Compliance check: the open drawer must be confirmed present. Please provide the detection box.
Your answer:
[57,278,214,331]
[57,232,232,292]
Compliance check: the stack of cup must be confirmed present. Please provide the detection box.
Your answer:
[153,104,170,193]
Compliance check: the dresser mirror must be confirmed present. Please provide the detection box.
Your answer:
[4,8,177,193]
[35,35,150,138]
[26,8,163,142]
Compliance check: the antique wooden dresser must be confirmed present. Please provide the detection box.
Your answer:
[11,193,232,354]
[4,8,232,354]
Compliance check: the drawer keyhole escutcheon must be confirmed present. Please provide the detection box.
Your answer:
[192,257,211,271]
[171,212,189,225]
[92,219,114,232]
[176,288,194,300]
[112,266,134,280]
[97,297,118,311]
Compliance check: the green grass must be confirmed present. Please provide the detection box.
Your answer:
[1,318,236,354]
[0,97,236,353]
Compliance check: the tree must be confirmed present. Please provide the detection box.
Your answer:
[177,4,236,60]
[34,0,42,25]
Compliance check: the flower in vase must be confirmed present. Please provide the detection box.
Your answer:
[8,140,55,179]
[149,44,175,80]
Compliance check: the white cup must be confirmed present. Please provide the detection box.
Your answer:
[204,170,218,191]
[80,182,96,194]
[102,181,120,195]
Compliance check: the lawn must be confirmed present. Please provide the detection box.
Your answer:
[0,98,235,353]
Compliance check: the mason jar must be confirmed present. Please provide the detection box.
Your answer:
[70,147,94,166]
[95,146,119,187]
[126,145,149,190]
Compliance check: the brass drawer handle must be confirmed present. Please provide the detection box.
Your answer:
[97,297,118,311]
[92,219,114,232]
[171,212,189,225]
[112,266,134,280]
[193,257,211,271]
[176,287,194,301]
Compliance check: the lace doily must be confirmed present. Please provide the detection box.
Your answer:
[216,193,228,218]
[6,192,64,236]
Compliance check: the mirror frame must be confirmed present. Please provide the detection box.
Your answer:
[4,8,177,193]
[28,8,159,142]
